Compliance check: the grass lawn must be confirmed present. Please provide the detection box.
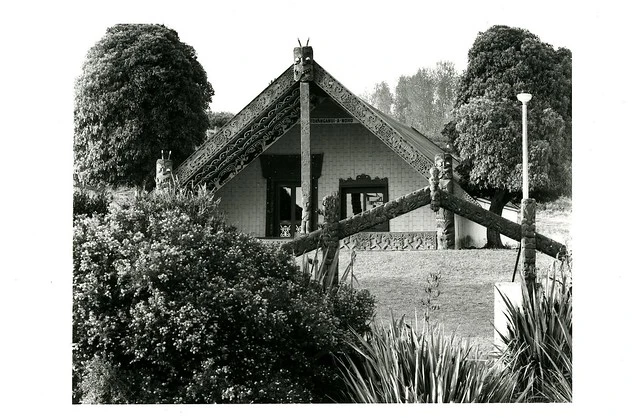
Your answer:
[336,202,571,356]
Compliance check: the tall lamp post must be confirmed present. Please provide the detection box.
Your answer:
[516,92,536,294]
[494,92,534,351]
[517,93,532,198]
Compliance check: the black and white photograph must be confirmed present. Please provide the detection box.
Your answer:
[2,0,636,415]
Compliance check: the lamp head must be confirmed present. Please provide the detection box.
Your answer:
[517,93,532,104]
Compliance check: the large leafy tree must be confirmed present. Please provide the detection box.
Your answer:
[206,110,234,131]
[450,25,571,247]
[205,110,235,141]
[74,24,214,187]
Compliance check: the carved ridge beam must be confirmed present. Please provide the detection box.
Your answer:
[175,66,297,186]
[313,63,434,178]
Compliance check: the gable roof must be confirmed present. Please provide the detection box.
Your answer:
[174,56,476,203]
[362,99,456,169]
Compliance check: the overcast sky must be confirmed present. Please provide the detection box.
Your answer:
[18,0,583,114]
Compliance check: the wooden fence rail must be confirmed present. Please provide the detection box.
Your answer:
[280,186,566,260]
[437,191,566,259]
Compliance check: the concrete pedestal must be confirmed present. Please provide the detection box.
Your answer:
[494,282,523,353]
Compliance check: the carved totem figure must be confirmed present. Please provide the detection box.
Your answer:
[155,151,174,189]
[293,46,314,82]
[320,192,340,287]
[439,153,455,249]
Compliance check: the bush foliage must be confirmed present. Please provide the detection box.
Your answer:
[73,188,110,217]
[73,188,375,403]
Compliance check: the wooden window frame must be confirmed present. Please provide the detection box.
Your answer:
[339,174,389,232]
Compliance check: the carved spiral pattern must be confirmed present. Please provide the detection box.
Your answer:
[341,232,437,251]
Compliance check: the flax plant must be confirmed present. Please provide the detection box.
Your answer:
[338,315,519,403]
[495,255,572,402]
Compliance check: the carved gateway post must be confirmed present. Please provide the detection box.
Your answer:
[521,198,537,294]
[295,45,314,235]
[432,154,455,249]
[321,192,340,287]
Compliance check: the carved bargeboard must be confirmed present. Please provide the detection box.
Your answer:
[193,90,303,189]
[314,63,433,178]
[341,231,437,251]
[174,66,297,187]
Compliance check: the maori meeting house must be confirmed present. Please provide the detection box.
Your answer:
[173,45,517,251]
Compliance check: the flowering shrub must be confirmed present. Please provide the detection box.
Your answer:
[73,189,375,403]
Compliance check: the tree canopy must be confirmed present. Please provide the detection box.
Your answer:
[206,110,234,131]
[449,25,572,247]
[74,24,214,187]
[394,62,458,141]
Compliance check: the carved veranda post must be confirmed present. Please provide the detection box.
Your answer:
[321,192,340,287]
[521,198,537,294]
[440,153,455,249]
[295,45,314,235]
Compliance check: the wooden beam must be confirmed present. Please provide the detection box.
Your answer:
[281,186,432,256]
[437,191,566,259]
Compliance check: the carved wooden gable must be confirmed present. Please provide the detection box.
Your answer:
[174,50,475,206]
[313,63,434,178]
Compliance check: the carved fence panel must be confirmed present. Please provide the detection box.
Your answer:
[341,232,437,251]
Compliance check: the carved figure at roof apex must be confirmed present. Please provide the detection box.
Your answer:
[294,44,313,82]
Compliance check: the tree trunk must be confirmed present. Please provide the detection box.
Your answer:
[486,189,511,248]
